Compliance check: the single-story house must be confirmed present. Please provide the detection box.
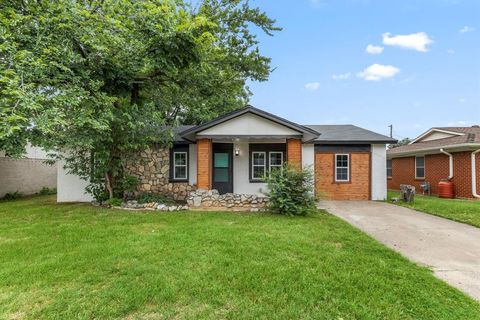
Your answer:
[387,126,480,198]
[0,144,57,198]
[58,106,396,202]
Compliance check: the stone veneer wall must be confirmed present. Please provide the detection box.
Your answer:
[125,145,195,201]
[187,189,268,211]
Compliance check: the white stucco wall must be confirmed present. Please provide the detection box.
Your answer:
[371,144,387,200]
[302,144,315,170]
[198,113,299,136]
[189,144,197,185]
[232,141,268,196]
[57,160,93,202]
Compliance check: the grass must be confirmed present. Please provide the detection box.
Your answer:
[387,190,480,228]
[1,196,479,319]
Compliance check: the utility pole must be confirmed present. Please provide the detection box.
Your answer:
[388,124,393,138]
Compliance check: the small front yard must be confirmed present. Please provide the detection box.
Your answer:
[1,196,479,319]
[388,190,480,228]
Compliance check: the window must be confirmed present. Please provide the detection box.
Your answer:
[269,152,283,173]
[415,156,425,179]
[252,152,266,180]
[173,152,188,180]
[335,154,349,182]
[170,145,189,182]
[249,144,286,182]
[387,159,392,178]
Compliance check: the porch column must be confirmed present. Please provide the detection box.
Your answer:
[197,138,212,189]
[287,138,302,170]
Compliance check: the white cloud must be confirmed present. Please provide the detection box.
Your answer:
[382,32,434,52]
[365,44,384,54]
[447,49,456,54]
[357,64,400,81]
[460,26,474,34]
[332,73,351,80]
[459,98,466,103]
[304,82,320,90]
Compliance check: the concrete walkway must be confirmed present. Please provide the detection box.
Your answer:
[318,200,480,301]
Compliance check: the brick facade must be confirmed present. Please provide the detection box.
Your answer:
[388,152,480,198]
[315,152,371,200]
[197,138,212,190]
[287,138,302,170]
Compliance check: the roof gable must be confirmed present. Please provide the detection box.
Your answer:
[180,106,319,142]
[409,128,464,144]
[197,113,301,136]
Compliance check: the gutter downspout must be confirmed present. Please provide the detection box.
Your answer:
[472,149,480,199]
[440,148,454,180]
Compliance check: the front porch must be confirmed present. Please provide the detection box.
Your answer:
[195,138,302,196]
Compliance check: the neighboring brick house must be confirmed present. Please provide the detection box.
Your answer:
[58,106,396,202]
[387,126,480,199]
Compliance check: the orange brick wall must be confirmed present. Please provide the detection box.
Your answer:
[315,152,371,200]
[197,139,212,190]
[388,152,480,198]
[287,139,302,170]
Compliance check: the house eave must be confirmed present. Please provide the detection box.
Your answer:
[387,143,480,159]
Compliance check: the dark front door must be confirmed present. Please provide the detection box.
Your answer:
[212,143,233,194]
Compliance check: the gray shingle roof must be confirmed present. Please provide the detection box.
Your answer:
[304,125,396,144]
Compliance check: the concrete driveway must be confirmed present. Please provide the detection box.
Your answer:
[318,200,480,301]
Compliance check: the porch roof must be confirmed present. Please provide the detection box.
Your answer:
[179,106,320,143]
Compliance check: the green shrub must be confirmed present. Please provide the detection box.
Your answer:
[265,164,316,216]
[86,183,110,202]
[2,191,23,200]
[105,197,123,207]
[136,193,174,204]
[39,187,57,195]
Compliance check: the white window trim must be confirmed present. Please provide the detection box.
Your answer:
[335,154,350,182]
[387,159,392,178]
[252,151,266,180]
[415,156,425,179]
[173,151,188,180]
[269,151,283,172]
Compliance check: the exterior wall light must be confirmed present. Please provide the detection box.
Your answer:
[235,148,240,156]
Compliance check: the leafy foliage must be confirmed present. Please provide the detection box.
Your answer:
[0,0,279,198]
[265,164,316,216]
[388,137,411,149]
[1,191,23,201]
[136,193,174,205]
[105,197,123,207]
[38,187,56,195]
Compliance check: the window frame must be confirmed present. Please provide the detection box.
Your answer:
[251,151,267,181]
[269,151,284,173]
[415,156,425,179]
[249,144,286,182]
[335,153,350,182]
[386,159,392,178]
[169,145,189,182]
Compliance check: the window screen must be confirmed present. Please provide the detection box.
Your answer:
[335,154,349,182]
[415,156,425,179]
[252,152,266,180]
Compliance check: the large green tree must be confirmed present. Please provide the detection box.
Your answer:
[0,0,279,199]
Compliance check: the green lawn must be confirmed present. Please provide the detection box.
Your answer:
[388,190,480,228]
[1,196,479,319]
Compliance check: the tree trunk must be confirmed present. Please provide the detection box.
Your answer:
[105,173,114,199]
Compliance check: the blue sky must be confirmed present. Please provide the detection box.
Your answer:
[247,0,479,140]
